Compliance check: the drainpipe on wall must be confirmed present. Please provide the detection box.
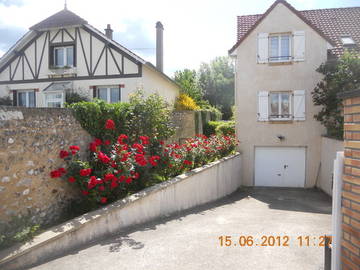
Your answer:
[156,21,164,72]
[105,24,113,40]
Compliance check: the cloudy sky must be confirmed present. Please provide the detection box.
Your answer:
[0,0,358,76]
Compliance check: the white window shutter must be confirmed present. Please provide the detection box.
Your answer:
[257,33,268,63]
[258,91,269,121]
[293,31,305,61]
[293,90,306,121]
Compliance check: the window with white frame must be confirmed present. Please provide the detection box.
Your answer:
[269,92,291,120]
[54,46,74,67]
[45,92,64,108]
[269,34,291,62]
[18,91,35,107]
[97,86,121,103]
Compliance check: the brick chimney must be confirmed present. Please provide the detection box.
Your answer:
[156,21,164,72]
[105,24,113,40]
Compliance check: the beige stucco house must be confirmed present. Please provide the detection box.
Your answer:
[229,0,359,187]
[0,7,179,108]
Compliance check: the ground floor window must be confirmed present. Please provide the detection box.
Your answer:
[45,92,64,108]
[18,91,35,107]
[97,86,121,103]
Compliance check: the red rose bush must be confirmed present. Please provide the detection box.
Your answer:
[51,119,239,206]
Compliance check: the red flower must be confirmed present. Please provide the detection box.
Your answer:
[117,134,128,145]
[58,167,67,174]
[69,145,80,151]
[110,180,118,189]
[100,197,107,204]
[184,160,192,166]
[59,150,69,159]
[111,161,118,168]
[68,176,76,183]
[105,119,115,130]
[81,190,89,196]
[132,143,144,154]
[98,151,111,163]
[126,177,132,184]
[139,136,150,145]
[160,141,164,145]
[94,138,102,146]
[50,170,62,178]
[119,175,126,182]
[88,176,98,189]
[131,172,140,179]
[104,173,116,182]
[99,186,105,191]
[120,152,130,162]
[149,155,160,166]
[89,142,97,152]
[104,140,111,145]
[80,168,92,177]
[135,153,147,166]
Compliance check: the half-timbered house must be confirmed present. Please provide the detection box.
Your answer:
[0,7,179,107]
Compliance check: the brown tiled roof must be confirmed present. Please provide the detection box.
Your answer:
[231,0,360,56]
[30,8,88,30]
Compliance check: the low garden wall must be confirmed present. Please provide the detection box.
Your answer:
[317,136,344,196]
[0,106,92,225]
[0,153,241,270]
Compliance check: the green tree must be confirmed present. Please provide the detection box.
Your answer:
[312,52,360,139]
[174,69,203,103]
[198,56,234,120]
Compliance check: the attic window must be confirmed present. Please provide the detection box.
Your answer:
[340,36,355,45]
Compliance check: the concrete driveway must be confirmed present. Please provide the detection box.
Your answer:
[30,188,332,270]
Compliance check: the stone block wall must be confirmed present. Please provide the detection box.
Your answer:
[0,106,92,226]
[341,92,360,269]
[170,111,196,143]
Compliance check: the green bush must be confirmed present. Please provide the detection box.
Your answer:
[68,91,175,144]
[203,121,223,136]
[65,92,89,105]
[215,121,235,135]
[203,121,235,136]
[0,96,12,106]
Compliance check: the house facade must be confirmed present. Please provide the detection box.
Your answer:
[0,8,179,108]
[229,0,359,187]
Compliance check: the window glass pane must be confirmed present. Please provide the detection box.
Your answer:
[47,102,61,108]
[281,93,290,117]
[280,35,290,60]
[18,92,27,106]
[270,93,279,117]
[269,36,279,58]
[28,92,35,107]
[110,88,120,103]
[66,47,74,66]
[55,48,64,66]
[98,88,108,101]
[46,93,62,100]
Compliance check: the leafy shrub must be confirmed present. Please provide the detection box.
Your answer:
[0,96,12,106]
[68,91,175,144]
[50,123,239,206]
[175,94,200,111]
[203,121,223,136]
[0,216,41,250]
[215,121,235,135]
[65,92,89,105]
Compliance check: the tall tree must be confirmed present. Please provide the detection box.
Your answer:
[198,56,234,119]
[312,52,360,139]
[174,69,203,103]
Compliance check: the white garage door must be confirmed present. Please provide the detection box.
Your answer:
[255,147,306,187]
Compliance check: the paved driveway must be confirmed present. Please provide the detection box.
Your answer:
[30,188,332,270]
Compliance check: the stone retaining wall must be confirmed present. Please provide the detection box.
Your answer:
[0,106,92,225]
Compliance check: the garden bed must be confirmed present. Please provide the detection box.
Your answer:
[0,153,241,270]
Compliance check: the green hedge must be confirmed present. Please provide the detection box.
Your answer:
[203,121,235,137]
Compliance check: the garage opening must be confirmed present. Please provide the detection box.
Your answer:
[255,147,306,187]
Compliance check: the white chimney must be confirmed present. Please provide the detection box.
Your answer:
[156,21,164,72]
[105,24,113,40]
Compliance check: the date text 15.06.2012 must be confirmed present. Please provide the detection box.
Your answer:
[218,235,331,247]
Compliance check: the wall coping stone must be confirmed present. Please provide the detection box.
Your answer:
[0,152,240,267]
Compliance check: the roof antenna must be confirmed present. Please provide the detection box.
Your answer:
[64,0,67,10]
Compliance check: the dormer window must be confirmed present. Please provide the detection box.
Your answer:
[54,46,74,67]
[340,36,355,45]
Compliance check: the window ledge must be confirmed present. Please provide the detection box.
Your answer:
[268,120,294,124]
[268,61,293,66]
